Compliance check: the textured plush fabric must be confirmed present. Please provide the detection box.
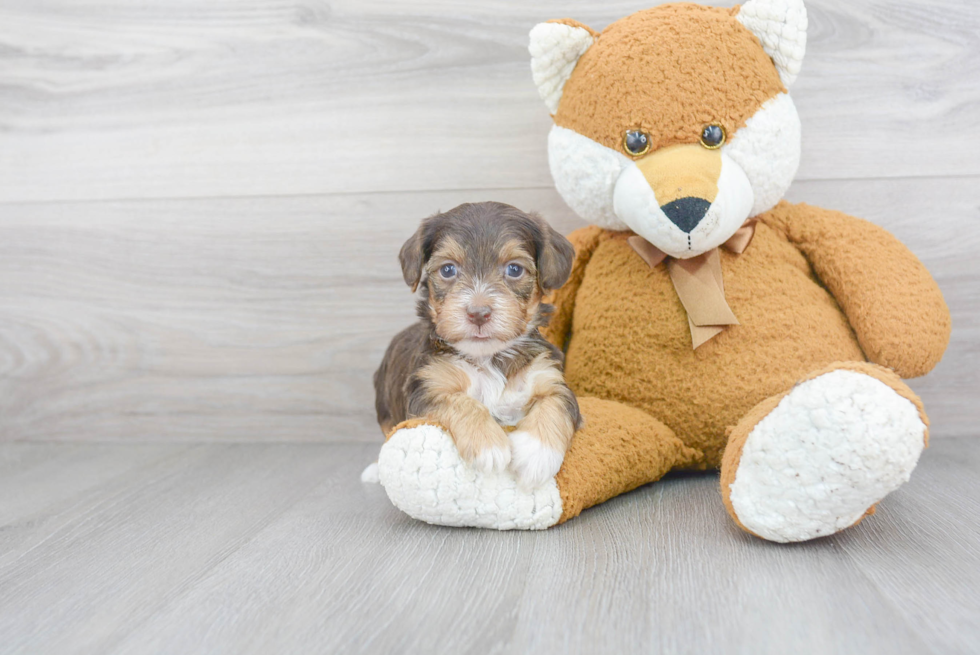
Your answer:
[384,417,439,440]
[734,0,807,86]
[555,397,699,523]
[378,422,564,530]
[719,361,930,539]
[764,203,952,378]
[553,4,786,156]
[377,405,695,528]
[529,21,597,115]
[542,225,607,351]
[545,198,946,473]
[553,201,942,467]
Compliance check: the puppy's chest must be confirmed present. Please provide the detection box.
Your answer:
[455,360,532,426]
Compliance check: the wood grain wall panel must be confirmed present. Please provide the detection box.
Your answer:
[0,178,974,442]
[0,0,978,202]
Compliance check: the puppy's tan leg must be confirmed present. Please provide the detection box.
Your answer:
[432,396,512,472]
[511,357,577,489]
[417,359,511,473]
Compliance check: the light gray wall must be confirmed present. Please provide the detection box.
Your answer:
[0,0,976,442]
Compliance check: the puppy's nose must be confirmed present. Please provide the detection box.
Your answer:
[466,306,492,327]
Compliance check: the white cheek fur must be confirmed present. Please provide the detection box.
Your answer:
[548,125,631,230]
[547,92,802,246]
[723,92,801,218]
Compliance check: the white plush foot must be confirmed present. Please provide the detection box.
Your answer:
[509,430,565,490]
[360,462,380,484]
[728,370,926,543]
[377,424,563,530]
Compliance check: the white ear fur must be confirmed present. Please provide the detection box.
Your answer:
[529,22,595,114]
[737,0,808,87]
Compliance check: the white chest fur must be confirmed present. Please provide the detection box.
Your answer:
[455,358,533,426]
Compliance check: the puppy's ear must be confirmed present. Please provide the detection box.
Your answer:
[399,225,426,293]
[534,216,575,291]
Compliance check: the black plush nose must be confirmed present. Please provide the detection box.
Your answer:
[660,197,711,234]
[467,306,492,327]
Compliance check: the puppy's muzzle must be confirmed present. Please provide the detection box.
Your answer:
[466,305,492,327]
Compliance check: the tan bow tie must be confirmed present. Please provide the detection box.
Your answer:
[628,220,757,349]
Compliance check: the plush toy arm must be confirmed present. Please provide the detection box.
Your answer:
[768,202,951,378]
[541,225,607,351]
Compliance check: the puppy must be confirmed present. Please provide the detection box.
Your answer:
[374,202,582,488]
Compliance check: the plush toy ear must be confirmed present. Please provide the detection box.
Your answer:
[529,20,596,115]
[736,0,808,87]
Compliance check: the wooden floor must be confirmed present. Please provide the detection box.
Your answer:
[0,437,977,655]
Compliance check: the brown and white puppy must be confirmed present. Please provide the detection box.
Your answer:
[374,202,582,488]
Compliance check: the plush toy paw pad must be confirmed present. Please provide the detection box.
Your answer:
[728,370,925,543]
[377,423,563,530]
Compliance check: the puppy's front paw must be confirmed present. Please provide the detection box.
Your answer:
[470,443,512,474]
[455,420,511,474]
[510,430,566,490]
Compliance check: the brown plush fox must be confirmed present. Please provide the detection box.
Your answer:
[374,0,951,542]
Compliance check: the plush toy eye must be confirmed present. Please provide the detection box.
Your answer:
[624,130,651,157]
[700,124,726,149]
[505,263,525,278]
[439,263,457,279]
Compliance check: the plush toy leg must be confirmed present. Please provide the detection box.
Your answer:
[554,397,700,523]
[720,362,929,543]
[377,398,699,530]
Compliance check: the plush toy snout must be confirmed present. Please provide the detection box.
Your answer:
[613,144,755,259]
[636,144,722,227]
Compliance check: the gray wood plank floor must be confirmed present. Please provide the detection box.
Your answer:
[1,437,977,655]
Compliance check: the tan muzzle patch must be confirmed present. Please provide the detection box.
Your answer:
[635,143,722,207]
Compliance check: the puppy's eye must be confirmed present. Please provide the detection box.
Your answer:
[505,263,524,278]
[700,124,726,149]
[624,129,650,157]
[439,263,457,279]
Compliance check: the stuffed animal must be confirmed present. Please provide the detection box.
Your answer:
[375,0,951,541]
